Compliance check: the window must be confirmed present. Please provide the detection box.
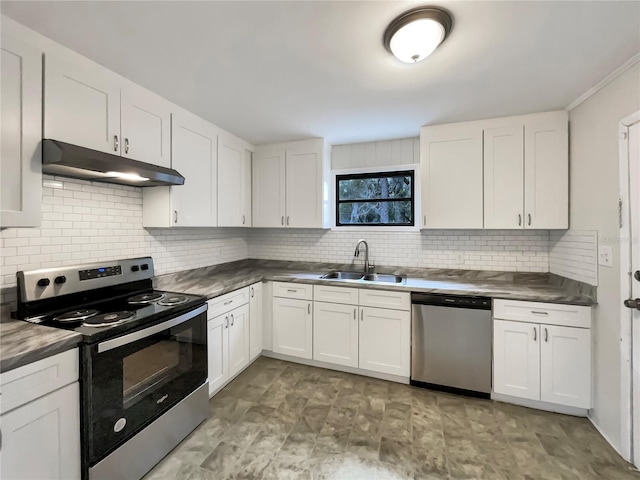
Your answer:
[335,170,414,226]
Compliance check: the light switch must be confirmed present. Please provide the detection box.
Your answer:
[598,245,613,267]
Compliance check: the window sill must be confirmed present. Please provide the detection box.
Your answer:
[330,225,421,233]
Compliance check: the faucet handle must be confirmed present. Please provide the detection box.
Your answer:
[368,260,375,273]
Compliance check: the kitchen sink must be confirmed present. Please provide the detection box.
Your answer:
[362,273,406,284]
[320,271,406,284]
[320,271,364,280]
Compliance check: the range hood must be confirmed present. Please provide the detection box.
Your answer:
[42,139,185,187]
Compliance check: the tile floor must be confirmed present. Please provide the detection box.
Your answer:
[145,357,640,480]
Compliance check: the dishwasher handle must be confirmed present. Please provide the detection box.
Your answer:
[411,293,491,310]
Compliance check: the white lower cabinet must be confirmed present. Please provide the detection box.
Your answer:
[359,306,411,377]
[272,297,313,359]
[207,302,250,396]
[313,301,359,368]
[249,283,263,360]
[1,382,81,480]
[540,325,591,408]
[493,320,541,401]
[493,318,591,409]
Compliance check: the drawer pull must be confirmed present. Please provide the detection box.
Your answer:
[531,310,549,316]
[224,300,233,305]
[287,289,297,293]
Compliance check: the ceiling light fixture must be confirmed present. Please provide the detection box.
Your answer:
[383,6,453,64]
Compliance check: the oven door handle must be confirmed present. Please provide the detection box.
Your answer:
[98,304,207,353]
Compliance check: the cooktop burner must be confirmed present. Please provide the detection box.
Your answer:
[53,309,99,324]
[128,292,165,304]
[84,311,135,327]
[157,295,189,306]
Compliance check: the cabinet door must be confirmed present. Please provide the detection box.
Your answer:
[285,143,323,228]
[272,297,313,359]
[493,320,540,400]
[228,304,250,378]
[44,55,121,154]
[1,382,80,480]
[420,124,484,228]
[217,133,245,227]
[249,283,263,360]
[484,126,524,229]
[524,112,568,229]
[359,307,410,376]
[313,302,358,368]
[120,85,172,167]
[208,313,229,396]
[171,111,218,226]
[1,34,42,227]
[243,149,253,226]
[252,147,285,227]
[540,325,591,408]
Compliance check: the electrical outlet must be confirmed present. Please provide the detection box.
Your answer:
[598,245,613,267]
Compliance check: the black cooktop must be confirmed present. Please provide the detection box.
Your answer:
[18,289,206,344]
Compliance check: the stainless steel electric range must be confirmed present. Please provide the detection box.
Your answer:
[15,257,209,480]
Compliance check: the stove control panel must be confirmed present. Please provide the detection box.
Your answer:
[80,266,122,281]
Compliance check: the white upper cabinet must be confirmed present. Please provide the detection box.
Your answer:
[253,146,286,227]
[524,112,569,229]
[44,55,121,154]
[253,139,330,229]
[218,132,251,227]
[120,84,172,167]
[483,126,524,229]
[420,124,484,228]
[421,111,568,230]
[1,32,42,227]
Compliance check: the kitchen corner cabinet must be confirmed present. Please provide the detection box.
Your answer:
[420,110,568,230]
[252,139,329,228]
[1,33,42,227]
[44,55,171,166]
[493,300,591,409]
[249,282,263,360]
[143,111,218,227]
[218,132,252,227]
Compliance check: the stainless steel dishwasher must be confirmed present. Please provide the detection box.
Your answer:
[411,293,492,398]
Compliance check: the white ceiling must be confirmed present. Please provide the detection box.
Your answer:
[2,1,639,146]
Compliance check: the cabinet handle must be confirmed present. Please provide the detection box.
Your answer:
[114,135,119,152]
[544,328,548,342]
[242,215,245,225]
[281,216,284,225]
[360,310,364,322]
[354,308,356,319]
[224,300,233,305]
[518,214,522,226]
[423,215,426,226]
[286,216,290,226]
[528,213,532,226]
[308,303,311,314]
[251,287,254,298]
[174,210,178,224]
[225,316,229,329]
[230,314,235,326]
[124,137,130,154]
[533,327,537,341]
[531,310,549,316]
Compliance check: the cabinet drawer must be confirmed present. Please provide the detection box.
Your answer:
[359,289,410,311]
[273,282,313,301]
[313,285,358,305]
[493,299,591,329]
[208,287,249,319]
[0,348,79,413]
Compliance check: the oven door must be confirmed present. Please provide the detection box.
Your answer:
[86,304,207,465]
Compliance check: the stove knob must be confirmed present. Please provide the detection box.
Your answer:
[55,276,67,285]
[131,265,140,272]
[141,264,149,271]
[37,278,50,287]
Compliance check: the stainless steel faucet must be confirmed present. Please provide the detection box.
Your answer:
[354,239,373,274]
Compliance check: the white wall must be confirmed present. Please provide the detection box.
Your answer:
[569,61,640,455]
[0,175,248,306]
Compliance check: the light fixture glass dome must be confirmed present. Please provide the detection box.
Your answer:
[383,7,453,64]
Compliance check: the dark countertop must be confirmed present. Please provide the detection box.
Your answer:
[1,258,595,374]
[1,304,82,374]
[155,259,597,306]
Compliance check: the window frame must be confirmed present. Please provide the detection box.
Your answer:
[332,164,420,231]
